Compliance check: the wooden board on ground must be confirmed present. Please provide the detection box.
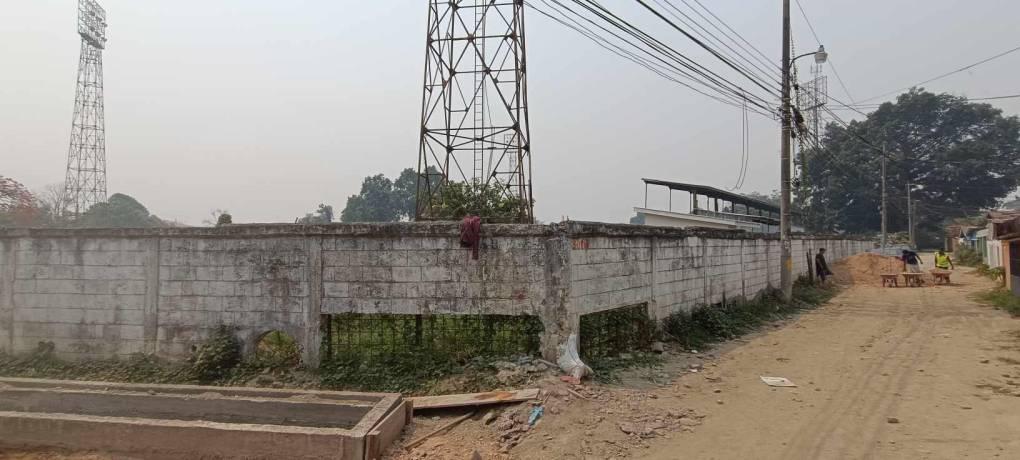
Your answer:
[365,400,409,460]
[409,389,540,410]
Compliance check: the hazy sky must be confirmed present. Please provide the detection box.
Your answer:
[2,1,1018,225]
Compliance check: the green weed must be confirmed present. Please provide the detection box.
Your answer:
[976,288,1020,316]
[661,278,837,350]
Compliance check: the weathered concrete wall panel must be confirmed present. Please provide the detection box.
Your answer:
[157,236,311,357]
[0,223,871,362]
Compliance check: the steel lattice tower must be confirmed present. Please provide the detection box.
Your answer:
[415,0,534,223]
[65,0,108,216]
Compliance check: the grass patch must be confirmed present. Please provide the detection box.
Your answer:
[976,288,1020,316]
[662,278,838,350]
[588,352,664,384]
[319,351,501,394]
[955,247,984,267]
[974,263,1006,283]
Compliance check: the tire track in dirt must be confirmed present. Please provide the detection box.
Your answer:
[781,288,931,458]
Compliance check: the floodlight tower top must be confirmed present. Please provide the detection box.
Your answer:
[78,0,107,49]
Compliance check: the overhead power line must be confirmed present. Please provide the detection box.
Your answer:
[632,0,780,98]
[688,0,776,72]
[653,0,782,91]
[530,0,779,115]
[858,44,1020,103]
[527,1,774,116]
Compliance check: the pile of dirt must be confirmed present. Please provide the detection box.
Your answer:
[832,252,903,286]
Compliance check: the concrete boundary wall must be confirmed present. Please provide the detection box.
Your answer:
[0,222,871,362]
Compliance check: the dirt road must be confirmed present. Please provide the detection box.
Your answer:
[637,269,1020,459]
[484,268,1020,460]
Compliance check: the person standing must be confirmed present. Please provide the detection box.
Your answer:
[934,249,955,270]
[902,249,923,273]
[815,248,833,283]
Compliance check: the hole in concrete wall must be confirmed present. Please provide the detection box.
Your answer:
[580,304,654,360]
[322,313,543,362]
[254,330,300,367]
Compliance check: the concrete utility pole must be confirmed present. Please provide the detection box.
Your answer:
[881,153,887,251]
[906,183,914,248]
[779,0,793,301]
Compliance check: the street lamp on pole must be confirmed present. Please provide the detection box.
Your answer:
[780,3,828,302]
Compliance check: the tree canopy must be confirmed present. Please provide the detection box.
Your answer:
[76,193,166,228]
[297,204,334,224]
[799,89,1020,246]
[339,167,439,222]
[0,176,39,227]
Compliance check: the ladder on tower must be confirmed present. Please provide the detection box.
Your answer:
[472,2,486,183]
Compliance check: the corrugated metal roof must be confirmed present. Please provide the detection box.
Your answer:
[642,179,780,214]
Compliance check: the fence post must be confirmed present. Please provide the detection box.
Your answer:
[806,251,814,284]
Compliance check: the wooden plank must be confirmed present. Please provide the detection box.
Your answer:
[408,389,540,410]
[364,400,408,460]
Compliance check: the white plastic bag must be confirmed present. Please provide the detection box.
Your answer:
[556,333,593,380]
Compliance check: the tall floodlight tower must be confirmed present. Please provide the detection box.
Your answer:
[796,66,827,149]
[65,0,108,216]
[415,0,534,223]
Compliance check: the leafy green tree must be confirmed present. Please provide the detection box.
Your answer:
[76,193,165,228]
[297,204,334,224]
[799,89,1020,246]
[392,168,420,220]
[340,174,399,222]
[424,180,526,221]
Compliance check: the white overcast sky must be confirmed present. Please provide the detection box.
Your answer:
[2,1,1018,225]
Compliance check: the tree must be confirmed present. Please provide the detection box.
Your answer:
[340,174,399,222]
[0,176,39,227]
[424,180,527,221]
[297,203,334,224]
[392,168,420,220]
[203,209,232,227]
[743,191,780,207]
[76,193,165,228]
[34,183,72,227]
[799,89,1020,246]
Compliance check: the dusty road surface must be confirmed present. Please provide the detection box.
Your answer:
[398,266,1020,460]
[634,268,1020,460]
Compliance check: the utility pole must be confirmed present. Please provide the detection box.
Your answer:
[881,153,887,251]
[906,183,914,248]
[779,0,794,301]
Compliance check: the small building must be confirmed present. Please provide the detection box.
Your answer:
[993,216,1020,295]
[983,210,1020,269]
[634,179,782,233]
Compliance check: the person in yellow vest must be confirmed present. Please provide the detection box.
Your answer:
[934,249,955,270]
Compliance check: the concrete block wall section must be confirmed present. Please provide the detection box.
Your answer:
[563,222,872,322]
[157,237,312,359]
[0,223,872,363]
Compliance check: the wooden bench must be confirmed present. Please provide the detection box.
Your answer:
[931,270,951,285]
[880,274,899,287]
[902,273,926,287]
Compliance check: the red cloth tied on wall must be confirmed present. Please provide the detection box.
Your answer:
[460,215,481,260]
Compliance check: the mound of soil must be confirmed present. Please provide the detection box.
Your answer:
[832,253,903,286]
